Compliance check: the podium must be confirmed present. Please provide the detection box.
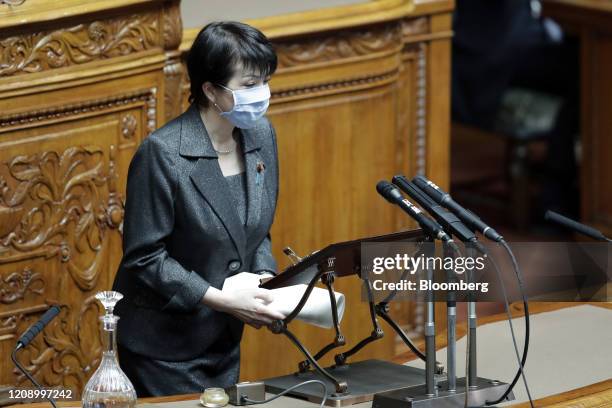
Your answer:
[260,229,514,407]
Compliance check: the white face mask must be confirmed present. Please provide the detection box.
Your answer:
[215,83,270,129]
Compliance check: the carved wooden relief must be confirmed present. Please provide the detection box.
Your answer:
[271,70,397,101]
[162,0,183,51]
[0,86,158,394]
[275,23,402,69]
[400,17,429,39]
[0,268,45,305]
[164,54,186,122]
[414,43,427,176]
[179,21,406,106]
[0,145,121,290]
[121,114,138,140]
[10,296,103,392]
[0,88,158,131]
[162,0,185,122]
[0,11,161,77]
[0,0,175,396]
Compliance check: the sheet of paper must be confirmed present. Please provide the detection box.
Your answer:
[222,272,345,329]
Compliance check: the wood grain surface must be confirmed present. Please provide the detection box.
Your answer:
[0,0,454,395]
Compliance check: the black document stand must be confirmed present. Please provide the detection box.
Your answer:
[260,229,514,407]
[261,230,439,405]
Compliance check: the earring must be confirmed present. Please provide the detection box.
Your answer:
[212,101,224,113]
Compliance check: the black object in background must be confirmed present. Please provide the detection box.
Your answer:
[545,210,611,242]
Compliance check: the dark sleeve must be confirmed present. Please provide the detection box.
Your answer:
[120,136,210,312]
[251,121,279,276]
[252,235,277,276]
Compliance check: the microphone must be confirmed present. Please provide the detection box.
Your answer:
[16,305,61,350]
[392,176,483,250]
[376,181,456,249]
[412,175,503,242]
[545,210,611,242]
[13,305,61,408]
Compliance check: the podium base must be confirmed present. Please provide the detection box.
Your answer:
[372,377,515,408]
[264,359,444,407]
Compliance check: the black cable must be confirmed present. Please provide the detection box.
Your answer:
[242,379,328,407]
[485,241,534,407]
[11,345,59,408]
[377,311,427,361]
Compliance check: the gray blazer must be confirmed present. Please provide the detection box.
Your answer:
[113,103,278,362]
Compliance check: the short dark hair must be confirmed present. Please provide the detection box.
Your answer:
[186,21,277,108]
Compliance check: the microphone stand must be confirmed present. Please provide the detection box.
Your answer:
[444,240,457,393]
[466,243,478,391]
[333,241,444,397]
[352,238,443,396]
[424,237,438,397]
[12,305,61,408]
[11,346,59,408]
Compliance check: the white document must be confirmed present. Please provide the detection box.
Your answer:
[221,272,345,329]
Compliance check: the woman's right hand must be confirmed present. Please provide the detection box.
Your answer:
[202,287,286,328]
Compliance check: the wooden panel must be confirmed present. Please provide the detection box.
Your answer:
[0,0,179,396]
[180,0,454,381]
[584,34,612,236]
[0,85,161,396]
[543,1,612,237]
[249,10,453,383]
[0,0,454,393]
[243,29,402,380]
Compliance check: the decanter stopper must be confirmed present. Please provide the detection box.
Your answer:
[95,291,123,315]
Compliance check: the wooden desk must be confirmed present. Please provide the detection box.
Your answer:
[512,379,612,408]
[6,303,610,408]
[7,380,612,408]
[543,0,612,237]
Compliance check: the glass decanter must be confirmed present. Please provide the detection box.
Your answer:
[82,291,137,408]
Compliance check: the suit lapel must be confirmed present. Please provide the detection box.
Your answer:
[239,127,266,233]
[244,149,265,231]
[180,103,247,262]
[190,158,247,262]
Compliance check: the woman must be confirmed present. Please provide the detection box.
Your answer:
[112,21,285,397]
